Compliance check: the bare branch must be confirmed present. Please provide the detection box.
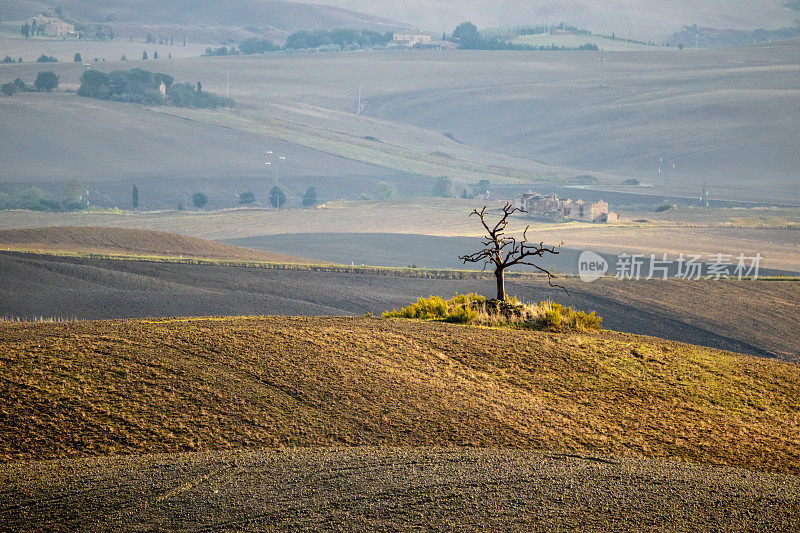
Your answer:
[461,204,567,299]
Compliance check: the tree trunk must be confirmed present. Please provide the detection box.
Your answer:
[495,268,505,301]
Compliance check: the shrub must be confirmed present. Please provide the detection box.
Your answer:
[204,47,228,57]
[373,181,396,201]
[384,296,448,320]
[572,309,603,331]
[539,300,569,331]
[1,82,17,96]
[238,38,280,55]
[302,187,318,207]
[444,304,479,324]
[192,192,208,208]
[384,294,602,332]
[34,71,58,92]
[36,54,58,63]
[384,293,485,321]
[269,186,286,208]
[539,300,603,331]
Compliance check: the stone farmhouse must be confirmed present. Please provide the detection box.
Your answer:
[45,20,74,37]
[513,193,618,223]
[27,16,75,37]
[392,33,432,47]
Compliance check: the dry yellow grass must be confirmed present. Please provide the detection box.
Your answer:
[1,316,798,473]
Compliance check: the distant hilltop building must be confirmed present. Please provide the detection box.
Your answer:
[513,192,618,223]
[392,33,432,47]
[46,20,74,37]
[27,16,74,37]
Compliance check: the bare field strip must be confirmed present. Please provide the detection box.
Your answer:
[0,226,312,263]
[3,448,799,531]
[0,202,797,271]
[1,251,798,360]
[512,33,659,51]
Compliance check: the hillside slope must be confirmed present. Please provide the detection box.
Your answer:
[3,45,797,205]
[3,0,403,32]
[0,227,312,263]
[300,0,798,39]
[0,94,422,208]
[1,316,798,473]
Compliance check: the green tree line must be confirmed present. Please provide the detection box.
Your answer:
[77,68,233,108]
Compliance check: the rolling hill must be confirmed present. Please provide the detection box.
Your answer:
[1,44,797,206]
[0,226,313,263]
[1,0,404,33]
[0,93,425,208]
[1,316,798,474]
[298,0,799,39]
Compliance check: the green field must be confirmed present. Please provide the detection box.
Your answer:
[513,32,658,51]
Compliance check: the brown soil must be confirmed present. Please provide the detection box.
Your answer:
[3,448,799,532]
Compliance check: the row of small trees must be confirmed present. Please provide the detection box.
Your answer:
[364,178,490,202]
[203,31,392,57]
[131,186,318,210]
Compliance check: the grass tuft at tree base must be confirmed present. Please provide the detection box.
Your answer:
[383,294,602,331]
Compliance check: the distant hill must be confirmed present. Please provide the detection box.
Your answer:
[0,94,420,209]
[298,0,797,40]
[0,226,313,263]
[1,0,405,33]
[1,316,798,474]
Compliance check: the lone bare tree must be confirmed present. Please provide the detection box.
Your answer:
[460,203,564,300]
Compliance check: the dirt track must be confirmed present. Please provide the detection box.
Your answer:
[2,448,799,531]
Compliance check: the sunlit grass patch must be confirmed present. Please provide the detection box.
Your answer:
[383,294,602,331]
